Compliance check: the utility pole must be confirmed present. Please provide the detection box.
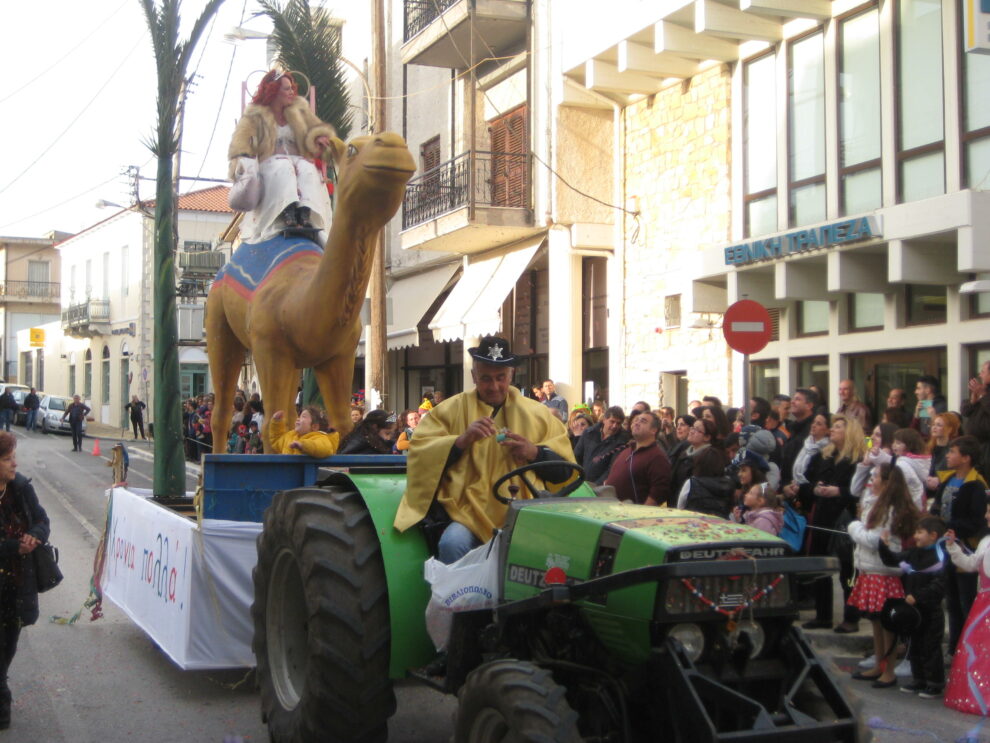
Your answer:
[368,0,388,409]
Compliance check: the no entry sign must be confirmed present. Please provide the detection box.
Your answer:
[722,300,772,354]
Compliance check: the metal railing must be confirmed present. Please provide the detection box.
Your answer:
[404,0,460,41]
[0,280,60,301]
[61,298,111,327]
[402,150,531,230]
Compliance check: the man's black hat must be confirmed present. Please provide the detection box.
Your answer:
[468,336,518,366]
[880,597,921,635]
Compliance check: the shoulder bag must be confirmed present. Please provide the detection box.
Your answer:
[34,542,63,593]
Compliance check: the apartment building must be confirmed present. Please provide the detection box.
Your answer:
[26,186,230,427]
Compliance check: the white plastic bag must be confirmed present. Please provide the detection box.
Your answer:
[423,534,501,650]
[228,157,263,212]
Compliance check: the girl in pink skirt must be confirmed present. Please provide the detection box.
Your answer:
[945,496,990,713]
[847,465,921,687]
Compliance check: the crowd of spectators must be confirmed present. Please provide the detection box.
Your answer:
[188,364,990,702]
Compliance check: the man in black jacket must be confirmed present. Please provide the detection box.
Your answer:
[574,406,629,484]
[962,360,990,481]
[23,389,39,432]
[779,388,817,485]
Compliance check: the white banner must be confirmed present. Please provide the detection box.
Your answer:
[103,488,196,668]
[102,488,262,670]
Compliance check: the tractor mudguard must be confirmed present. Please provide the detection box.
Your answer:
[320,471,436,677]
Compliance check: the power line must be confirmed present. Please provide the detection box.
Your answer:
[0,0,131,106]
[0,32,147,199]
[0,173,119,232]
[194,0,249,183]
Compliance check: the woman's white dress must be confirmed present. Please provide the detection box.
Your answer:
[240,124,333,245]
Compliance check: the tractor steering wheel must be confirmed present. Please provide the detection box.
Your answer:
[492,460,586,505]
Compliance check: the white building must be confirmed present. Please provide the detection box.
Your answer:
[24,187,231,428]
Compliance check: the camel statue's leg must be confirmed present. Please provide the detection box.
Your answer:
[253,350,302,453]
[205,293,245,454]
[313,354,357,440]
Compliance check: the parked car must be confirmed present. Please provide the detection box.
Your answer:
[39,395,86,435]
[0,384,29,426]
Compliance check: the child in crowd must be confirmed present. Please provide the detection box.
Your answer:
[268,407,339,457]
[732,456,768,507]
[733,482,782,536]
[945,497,990,714]
[246,421,263,454]
[931,436,989,655]
[848,465,920,688]
[878,515,947,699]
[227,426,241,455]
[232,424,248,453]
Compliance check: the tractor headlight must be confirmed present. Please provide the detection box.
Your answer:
[668,623,705,662]
[728,621,766,658]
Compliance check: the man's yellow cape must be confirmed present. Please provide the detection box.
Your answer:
[394,386,576,542]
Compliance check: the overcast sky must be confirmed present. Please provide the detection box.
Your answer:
[0,1,275,239]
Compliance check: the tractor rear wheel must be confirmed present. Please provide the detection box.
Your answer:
[252,486,395,743]
[455,659,581,743]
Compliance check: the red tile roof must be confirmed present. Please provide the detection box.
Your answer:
[175,185,232,213]
[143,185,232,213]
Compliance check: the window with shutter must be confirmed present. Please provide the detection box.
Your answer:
[421,136,441,202]
[488,106,528,208]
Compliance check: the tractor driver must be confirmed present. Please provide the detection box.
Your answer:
[394,336,577,564]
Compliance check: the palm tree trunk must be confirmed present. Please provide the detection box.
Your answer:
[151,141,185,497]
[140,0,225,498]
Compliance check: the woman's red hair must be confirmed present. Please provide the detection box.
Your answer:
[252,70,296,107]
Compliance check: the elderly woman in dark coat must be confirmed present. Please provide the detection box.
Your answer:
[0,431,49,728]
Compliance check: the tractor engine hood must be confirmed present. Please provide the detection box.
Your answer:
[501,498,789,600]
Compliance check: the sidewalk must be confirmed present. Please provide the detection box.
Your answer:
[84,419,153,445]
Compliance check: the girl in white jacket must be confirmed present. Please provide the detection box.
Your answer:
[847,464,921,687]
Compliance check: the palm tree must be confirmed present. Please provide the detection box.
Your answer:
[139,0,225,498]
[255,0,353,139]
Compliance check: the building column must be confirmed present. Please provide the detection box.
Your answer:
[547,227,582,408]
[463,334,480,392]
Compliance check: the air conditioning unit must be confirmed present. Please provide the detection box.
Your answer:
[177,304,205,341]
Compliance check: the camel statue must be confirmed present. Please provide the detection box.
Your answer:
[206,132,416,452]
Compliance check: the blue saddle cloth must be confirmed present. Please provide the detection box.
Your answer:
[213,234,322,299]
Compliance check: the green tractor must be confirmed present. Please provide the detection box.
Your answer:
[252,459,865,742]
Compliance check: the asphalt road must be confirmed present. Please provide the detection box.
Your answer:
[5,426,984,741]
[9,429,456,742]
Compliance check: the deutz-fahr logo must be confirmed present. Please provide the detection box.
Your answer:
[676,545,786,561]
[508,564,548,588]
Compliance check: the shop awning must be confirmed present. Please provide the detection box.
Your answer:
[385,262,461,351]
[429,237,543,342]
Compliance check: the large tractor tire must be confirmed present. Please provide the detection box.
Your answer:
[454,660,581,743]
[252,486,395,743]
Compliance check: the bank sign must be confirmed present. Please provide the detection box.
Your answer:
[723,216,882,267]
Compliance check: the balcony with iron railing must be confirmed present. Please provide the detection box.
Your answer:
[401,150,539,254]
[0,280,60,303]
[401,0,528,68]
[61,298,111,338]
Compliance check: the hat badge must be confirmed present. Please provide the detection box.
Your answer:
[486,343,504,361]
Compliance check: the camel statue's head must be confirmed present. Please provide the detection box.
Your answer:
[326,133,416,223]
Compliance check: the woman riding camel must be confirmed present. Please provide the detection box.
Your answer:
[227,69,335,244]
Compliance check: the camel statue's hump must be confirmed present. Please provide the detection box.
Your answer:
[212,235,323,300]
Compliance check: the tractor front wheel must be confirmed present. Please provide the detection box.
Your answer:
[252,486,395,743]
[455,660,581,743]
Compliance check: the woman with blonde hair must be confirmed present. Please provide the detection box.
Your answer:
[797,414,869,631]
